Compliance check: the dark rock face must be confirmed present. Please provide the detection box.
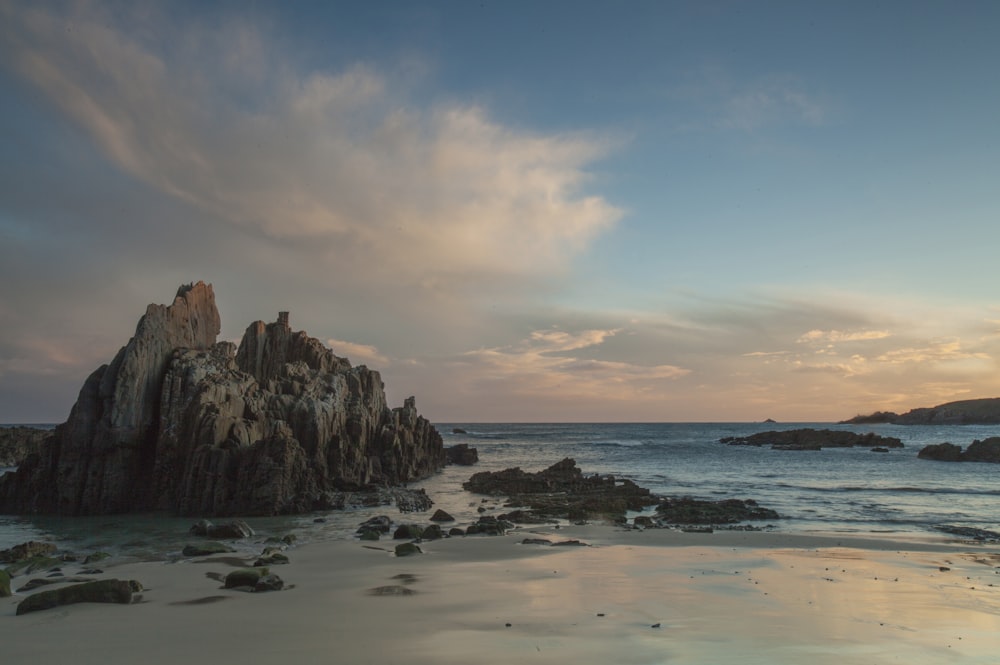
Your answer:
[463,458,660,522]
[0,427,51,467]
[721,429,903,450]
[919,438,1000,463]
[0,282,445,516]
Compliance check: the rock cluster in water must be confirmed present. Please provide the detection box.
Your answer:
[463,458,662,522]
[0,282,444,516]
[720,428,903,451]
[918,437,1000,463]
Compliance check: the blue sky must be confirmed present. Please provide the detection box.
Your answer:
[1,0,998,422]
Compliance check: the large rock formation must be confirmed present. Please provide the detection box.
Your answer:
[0,282,444,516]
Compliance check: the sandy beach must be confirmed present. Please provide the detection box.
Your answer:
[3,525,998,665]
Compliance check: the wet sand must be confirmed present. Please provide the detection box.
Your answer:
[2,526,999,664]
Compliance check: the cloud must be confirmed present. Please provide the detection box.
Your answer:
[797,329,892,344]
[874,339,991,365]
[670,66,832,133]
[0,3,621,293]
[326,339,389,367]
[457,327,690,402]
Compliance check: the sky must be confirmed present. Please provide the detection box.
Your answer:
[1,0,999,423]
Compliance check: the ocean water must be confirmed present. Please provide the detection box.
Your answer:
[2,422,998,558]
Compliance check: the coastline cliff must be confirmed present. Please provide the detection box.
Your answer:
[842,397,1000,425]
[0,282,444,516]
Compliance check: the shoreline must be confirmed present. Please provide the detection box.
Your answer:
[3,524,999,664]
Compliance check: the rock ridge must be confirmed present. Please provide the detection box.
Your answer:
[0,282,444,516]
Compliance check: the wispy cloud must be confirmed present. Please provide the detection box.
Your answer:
[0,3,621,291]
[326,339,389,367]
[797,329,892,344]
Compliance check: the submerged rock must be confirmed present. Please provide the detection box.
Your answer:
[0,282,445,516]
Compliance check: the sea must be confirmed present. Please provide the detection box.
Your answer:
[2,422,998,560]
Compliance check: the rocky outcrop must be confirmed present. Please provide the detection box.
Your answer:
[843,398,1000,425]
[0,282,445,516]
[653,497,779,525]
[0,427,52,467]
[445,443,478,465]
[919,437,1000,463]
[720,429,903,450]
[463,458,660,522]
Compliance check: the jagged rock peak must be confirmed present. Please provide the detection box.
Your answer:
[235,311,351,383]
[0,282,444,517]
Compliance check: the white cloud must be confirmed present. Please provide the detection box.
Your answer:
[0,3,621,292]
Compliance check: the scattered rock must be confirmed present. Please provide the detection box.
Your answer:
[183,542,238,557]
[393,524,425,540]
[0,570,10,597]
[15,579,142,615]
[254,548,290,566]
[521,538,552,546]
[394,543,422,557]
[465,516,514,536]
[223,567,283,591]
[429,509,455,522]
[422,524,445,540]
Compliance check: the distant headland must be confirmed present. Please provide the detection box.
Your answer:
[841,397,1000,425]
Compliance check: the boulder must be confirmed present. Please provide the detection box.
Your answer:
[0,283,445,517]
[429,509,455,522]
[445,443,479,465]
[394,543,422,557]
[15,579,142,615]
[393,524,424,540]
[421,524,445,540]
[917,442,963,461]
[0,569,10,597]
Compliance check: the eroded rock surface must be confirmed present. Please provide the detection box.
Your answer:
[0,283,444,516]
